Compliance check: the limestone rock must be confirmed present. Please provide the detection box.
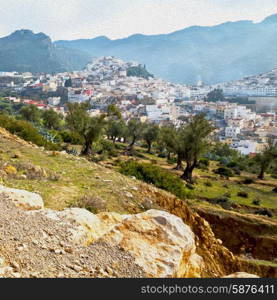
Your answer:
[0,185,44,210]
[98,209,202,278]
[41,208,122,246]
[224,272,260,278]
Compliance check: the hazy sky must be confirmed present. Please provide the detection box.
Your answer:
[0,0,276,40]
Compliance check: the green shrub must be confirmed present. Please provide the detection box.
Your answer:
[252,198,261,206]
[254,209,272,218]
[119,161,190,200]
[214,167,233,178]
[243,177,255,184]
[60,130,83,145]
[197,158,210,169]
[210,196,233,210]
[224,192,231,198]
[186,183,195,190]
[237,191,248,198]
[204,181,213,187]
[0,114,60,150]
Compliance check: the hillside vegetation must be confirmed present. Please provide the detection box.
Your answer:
[0,127,276,277]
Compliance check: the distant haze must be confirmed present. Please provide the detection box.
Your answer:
[0,0,276,40]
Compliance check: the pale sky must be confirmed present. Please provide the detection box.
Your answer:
[0,0,276,40]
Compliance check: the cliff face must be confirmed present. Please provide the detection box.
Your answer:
[193,206,277,262]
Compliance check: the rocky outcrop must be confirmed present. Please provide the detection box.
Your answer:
[0,185,44,210]
[137,183,239,277]
[0,186,203,278]
[38,208,203,277]
[98,210,203,278]
[39,208,124,246]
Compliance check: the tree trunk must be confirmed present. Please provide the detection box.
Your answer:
[258,168,265,180]
[147,141,151,153]
[167,152,171,161]
[81,140,93,156]
[174,154,183,170]
[181,160,196,183]
[124,136,136,155]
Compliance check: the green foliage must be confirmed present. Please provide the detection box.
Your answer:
[254,140,277,179]
[186,183,195,190]
[204,181,213,187]
[237,191,248,198]
[252,198,261,206]
[214,167,233,178]
[66,102,106,155]
[142,123,159,153]
[19,104,41,123]
[60,130,83,145]
[41,109,62,130]
[106,104,122,119]
[127,65,154,79]
[119,161,190,200]
[211,143,239,158]
[179,114,214,182]
[158,125,178,157]
[242,177,255,185]
[0,114,59,150]
[197,157,210,170]
[106,119,126,143]
[125,119,144,152]
[254,208,273,218]
[96,140,118,157]
[210,196,233,210]
[205,89,225,102]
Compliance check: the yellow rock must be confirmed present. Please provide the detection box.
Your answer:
[98,209,202,278]
[4,165,17,175]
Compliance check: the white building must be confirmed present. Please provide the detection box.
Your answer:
[48,97,61,106]
[225,126,241,138]
[231,140,258,155]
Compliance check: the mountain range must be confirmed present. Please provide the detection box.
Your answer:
[0,30,89,74]
[1,13,277,84]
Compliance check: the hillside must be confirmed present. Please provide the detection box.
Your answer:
[0,30,90,73]
[55,13,277,84]
[0,127,276,277]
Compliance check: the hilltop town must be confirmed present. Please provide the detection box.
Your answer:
[0,56,276,156]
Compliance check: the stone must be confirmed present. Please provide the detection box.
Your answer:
[0,258,5,267]
[224,272,260,278]
[0,185,44,210]
[42,208,121,246]
[4,165,17,175]
[98,209,202,278]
